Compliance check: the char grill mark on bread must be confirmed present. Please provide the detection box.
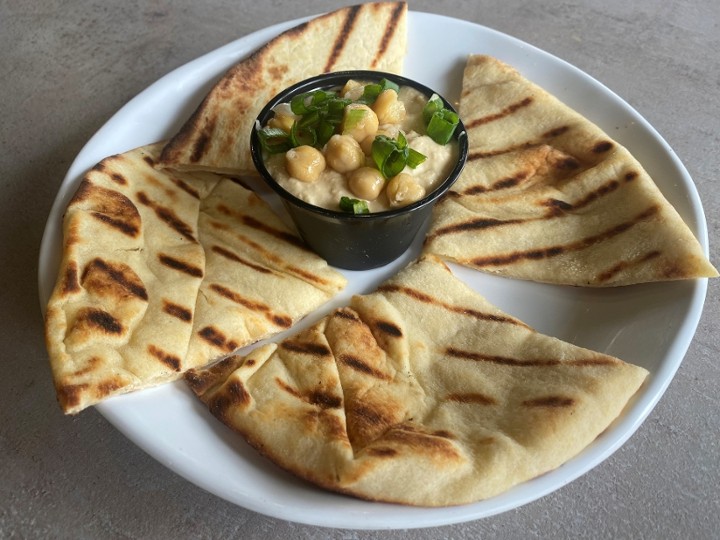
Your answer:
[162,300,193,322]
[217,208,307,250]
[136,191,197,242]
[81,258,148,301]
[324,4,361,71]
[522,396,575,408]
[445,346,620,367]
[208,283,293,329]
[89,211,141,237]
[157,253,204,277]
[70,181,141,237]
[275,377,343,410]
[198,326,240,353]
[339,354,392,381]
[74,308,124,335]
[468,205,660,267]
[372,2,406,68]
[60,262,80,295]
[376,283,529,327]
[464,96,534,129]
[281,341,333,357]
[168,175,201,199]
[372,320,403,338]
[147,344,182,372]
[211,245,275,274]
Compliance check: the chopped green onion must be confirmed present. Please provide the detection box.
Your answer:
[421,94,459,145]
[257,127,291,154]
[298,110,320,128]
[290,90,338,115]
[422,94,444,124]
[328,97,351,116]
[426,108,459,145]
[396,131,408,149]
[407,148,427,169]
[343,106,369,133]
[383,150,408,178]
[358,78,401,104]
[371,133,426,178]
[290,92,313,115]
[371,135,405,178]
[339,196,369,214]
[381,79,400,94]
[311,89,335,106]
[360,83,382,103]
[274,90,354,152]
[315,121,335,147]
[289,122,316,147]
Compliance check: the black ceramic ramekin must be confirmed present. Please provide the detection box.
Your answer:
[250,70,468,270]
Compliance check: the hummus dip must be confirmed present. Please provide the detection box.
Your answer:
[263,85,459,213]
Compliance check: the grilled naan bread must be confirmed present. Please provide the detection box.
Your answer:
[186,178,349,367]
[45,143,346,414]
[159,1,408,175]
[186,256,648,506]
[423,55,717,286]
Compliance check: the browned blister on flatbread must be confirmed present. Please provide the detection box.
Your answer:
[45,143,346,414]
[159,1,408,175]
[423,54,718,286]
[186,256,648,506]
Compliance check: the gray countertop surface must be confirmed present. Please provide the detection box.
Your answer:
[4,1,719,538]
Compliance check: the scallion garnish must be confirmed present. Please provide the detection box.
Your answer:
[372,135,405,178]
[407,148,427,169]
[290,92,313,115]
[343,106,369,133]
[275,90,353,151]
[422,94,444,124]
[371,133,427,178]
[422,94,459,145]
[257,126,292,154]
[315,121,336,147]
[289,122,316,147]
[357,78,401,104]
[339,196,369,214]
[426,108,459,145]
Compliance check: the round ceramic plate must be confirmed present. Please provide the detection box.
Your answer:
[38,10,711,530]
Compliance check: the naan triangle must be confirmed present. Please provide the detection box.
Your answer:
[423,55,717,286]
[159,2,408,175]
[186,256,648,506]
[45,143,346,414]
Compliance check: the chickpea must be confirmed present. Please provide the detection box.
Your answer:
[268,103,297,131]
[324,134,365,173]
[285,145,326,183]
[372,89,406,125]
[341,79,364,101]
[359,134,375,156]
[268,112,295,132]
[386,173,426,207]
[342,104,379,143]
[348,167,385,201]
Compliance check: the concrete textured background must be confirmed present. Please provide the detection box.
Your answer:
[3,0,718,538]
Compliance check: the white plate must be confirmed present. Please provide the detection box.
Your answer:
[38,10,711,530]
